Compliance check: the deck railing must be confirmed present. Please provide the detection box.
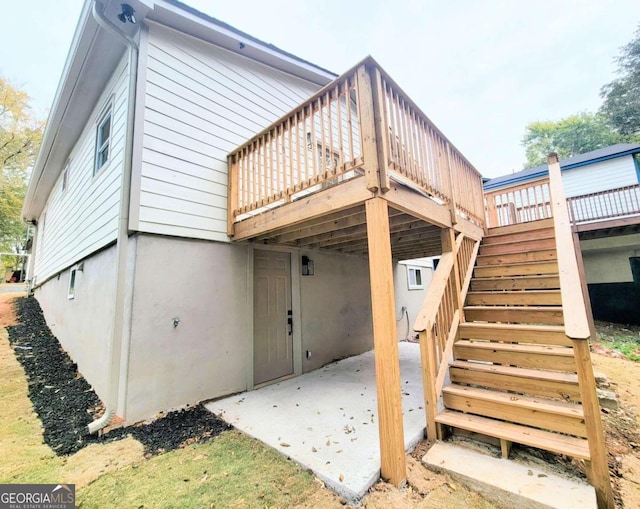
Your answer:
[227,58,485,235]
[414,231,479,440]
[484,178,551,228]
[376,70,485,225]
[567,183,640,225]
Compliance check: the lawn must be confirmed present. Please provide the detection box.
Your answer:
[0,293,342,508]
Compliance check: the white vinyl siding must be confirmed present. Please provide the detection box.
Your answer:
[135,23,322,241]
[33,55,129,283]
[562,155,639,198]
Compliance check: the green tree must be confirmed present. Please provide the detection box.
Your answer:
[600,24,640,139]
[521,113,624,168]
[0,76,43,272]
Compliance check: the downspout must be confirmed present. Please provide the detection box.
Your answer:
[87,1,139,434]
[26,223,38,295]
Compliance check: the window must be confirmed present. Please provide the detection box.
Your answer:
[94,108,112,175]
[407,266,424,290]
[61,161,70,193]
[68,269,76,299]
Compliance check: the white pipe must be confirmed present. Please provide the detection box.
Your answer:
[87,1,139,435]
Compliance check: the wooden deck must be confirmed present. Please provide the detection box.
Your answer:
[227,57,484,255]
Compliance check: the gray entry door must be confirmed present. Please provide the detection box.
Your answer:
[254,249,293,385]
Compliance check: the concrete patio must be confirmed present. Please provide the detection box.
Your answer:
[205,342,426,502]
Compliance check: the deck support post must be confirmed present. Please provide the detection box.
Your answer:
[227,154,239,237]
[365,197,407,487]
[573,338,614,509]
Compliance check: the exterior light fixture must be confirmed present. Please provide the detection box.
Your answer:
[117,4,136,24]
[301,255,314,276]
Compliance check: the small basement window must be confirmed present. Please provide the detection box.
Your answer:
[94,108,112,175]
[407,266,424,290]
[68,269,76,300]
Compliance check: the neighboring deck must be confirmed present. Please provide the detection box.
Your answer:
[226,57,485,257]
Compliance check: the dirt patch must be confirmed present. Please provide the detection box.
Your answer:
[0,291,23,327]
[591,348,640,508]
[5,296,229,457]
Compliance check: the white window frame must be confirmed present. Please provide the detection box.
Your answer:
[407,265,424,290]
[94,106,112,175]
[68,268,77,300]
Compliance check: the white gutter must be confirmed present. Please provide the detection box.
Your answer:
[87,1,139,435]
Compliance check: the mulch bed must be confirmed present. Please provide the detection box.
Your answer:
[6,296,230,456]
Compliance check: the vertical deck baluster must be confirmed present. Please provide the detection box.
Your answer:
[336,82,345,171]
[310,99,318,182]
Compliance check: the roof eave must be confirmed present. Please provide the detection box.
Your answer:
[22,1,100,221]
[149,0,337,86]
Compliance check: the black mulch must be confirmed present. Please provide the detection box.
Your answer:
[6,296,230,456]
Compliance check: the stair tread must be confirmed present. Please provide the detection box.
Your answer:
[460,323,566,333]
[435,409,590,460]
[442,384,584,418]
[455,339,574,356]
[477,247,556,257]
[464,305,563,311]
[481,235,555,247]
[472,274,559,281]
[486,218,555,236]
[467,290,561,295]
[474,262,558,269]
[449,360,579,383]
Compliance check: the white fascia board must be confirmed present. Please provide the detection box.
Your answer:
[22,0,98,221]
[149,1,337,86]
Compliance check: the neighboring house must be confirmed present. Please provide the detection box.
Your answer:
[394,258,435,341]
[484,143,640,324]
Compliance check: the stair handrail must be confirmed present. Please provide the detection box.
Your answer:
[414,231,480,440]
[548,153,614,508]
[546,153,590,340]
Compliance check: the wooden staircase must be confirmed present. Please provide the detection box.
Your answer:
[434,218,594,460]
[417,159,612,507]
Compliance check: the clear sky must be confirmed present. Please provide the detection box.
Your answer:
[2,0,639,177]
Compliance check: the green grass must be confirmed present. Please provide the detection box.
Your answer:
[596,335,640,361]
[76,431,326,509]
[595,322,640,362]
[1,325,338,509]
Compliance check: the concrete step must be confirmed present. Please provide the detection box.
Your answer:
[423,442,596,509]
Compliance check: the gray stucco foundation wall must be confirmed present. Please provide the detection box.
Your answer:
[34,244,118,400]
[124,234,250,423]
[124,237,377,423]
[300,250,373,372]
